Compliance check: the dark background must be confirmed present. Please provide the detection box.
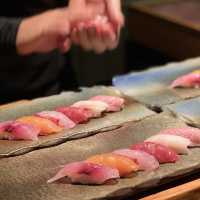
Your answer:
[69,0,174,87]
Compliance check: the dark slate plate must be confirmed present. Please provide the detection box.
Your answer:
[1,113,199,200]
[165,97,200,128]
[112,58,200,108]
[0,86,155,157]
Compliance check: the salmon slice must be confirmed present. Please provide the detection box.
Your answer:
[87,153,139,177]
[17,116,63,135]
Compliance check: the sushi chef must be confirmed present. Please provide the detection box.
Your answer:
[0,0,123,104]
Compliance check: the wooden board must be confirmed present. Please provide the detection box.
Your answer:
[127,0,200,59]
[140,178,200,200]
[2,113,199,200]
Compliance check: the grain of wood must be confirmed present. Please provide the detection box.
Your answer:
[140,179,200,200]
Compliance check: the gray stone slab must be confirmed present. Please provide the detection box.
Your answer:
[1,113,197,200]
[0,86,154,157]
[113,58,200,107]
[165,97,200,128]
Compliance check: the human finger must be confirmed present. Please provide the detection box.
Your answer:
[58,37,72,53]
[77,23,93,51]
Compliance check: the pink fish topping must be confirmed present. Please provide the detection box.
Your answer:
[113,149,159,171]
[145,134,191,154]
[90,95,125,112]
[0,121,14,132]
[47,161,119,185]
[72,100,109,117]
[56,106,93,124]
[36,111,76,129]
[131,142,179,163]
[0,121,40,141]
[158,127,200,147]
[8,122,40,141]
[170,71,200,88]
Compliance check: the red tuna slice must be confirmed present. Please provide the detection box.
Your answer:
[170,72,200,88]
[8,122,40,141]
[158,127,200,147]
[56,106,93,124]
[36,111,76,129]
[90,95,125,112]
[131,142,179,164]
[113,149,159,171]
[47,161,119,185]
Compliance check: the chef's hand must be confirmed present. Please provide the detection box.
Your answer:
[16,0,102,55]
[71,0,124,54]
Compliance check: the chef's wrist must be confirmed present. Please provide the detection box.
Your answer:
[16,8,71,55]
[16,16,38,55]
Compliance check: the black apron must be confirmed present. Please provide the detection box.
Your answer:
[0,0,77,104]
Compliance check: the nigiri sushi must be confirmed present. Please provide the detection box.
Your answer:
[47,161,120,185]
[90,95,125,112]
[7,122,40,141]
[158,127,200,147]
[131,142,179,163]
[170,70,200,88]
[0,121,14,132]
[87,153,139,177]
[17,116,63,135]
[145,134,191,154]
[72,100,109,117]
[0,121,39,141]
[36,111,76,129]
[113,149,159,171]
[56,106,93,124]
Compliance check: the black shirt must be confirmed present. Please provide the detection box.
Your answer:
[0,0,77,103]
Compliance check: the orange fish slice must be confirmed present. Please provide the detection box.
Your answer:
[87,153,139,177]
[17,116,63,135]
[192,70,200,74]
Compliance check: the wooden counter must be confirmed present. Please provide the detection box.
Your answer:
[127,0,200,60]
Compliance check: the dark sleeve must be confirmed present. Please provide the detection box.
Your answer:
[0,17,22,55]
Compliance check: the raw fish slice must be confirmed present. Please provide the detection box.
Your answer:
[158,127,200,147]
[87,153,139,177]
[17,116,63,135]
[56,106,93,124]
[47,161,119,185]
[170,70,200,88]
[90,95,125,112]
[131,142,179,163]
[8,122,40,141]
[145,134,191,154]
[72,100,109,117]
[0,121,39,141]
[0,121,17,140]
[113,149,159,171]
[36,111,76,129]
[0,121,14,132]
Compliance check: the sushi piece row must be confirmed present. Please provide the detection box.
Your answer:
[170,69,200,88]
[0,95,125,141]
[47,126,200,185]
